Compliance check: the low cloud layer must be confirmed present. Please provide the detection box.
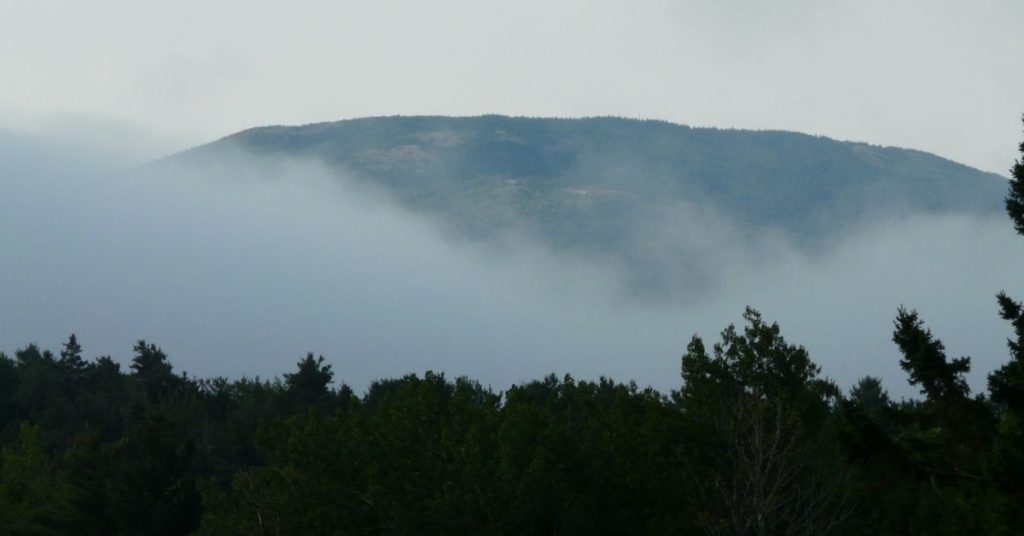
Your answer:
[1,132,1021,398]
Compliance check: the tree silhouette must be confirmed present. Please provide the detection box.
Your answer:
[1004,114,1024,234]
[131,340,176,401]
[892,307,970,402]
[284,353,333,406]
[58,334,85,371]
[991,118,1024,412]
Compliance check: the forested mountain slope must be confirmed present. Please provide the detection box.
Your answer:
[179,115,1003,235]
[167,116,1007,295]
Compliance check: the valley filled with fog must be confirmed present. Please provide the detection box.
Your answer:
[2,128,1019,399]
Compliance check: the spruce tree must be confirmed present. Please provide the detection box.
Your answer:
[991,117,1024,411]
[284,353,333,407]
[1004,114,1024,235]
[892,307,970,402]
[58,334,83,368]
[130,340,176,401]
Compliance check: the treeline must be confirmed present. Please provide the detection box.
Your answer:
[1,121,1022,535]
[0,304,1022,535]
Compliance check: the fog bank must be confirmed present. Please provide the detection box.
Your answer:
[1,134,1020,398]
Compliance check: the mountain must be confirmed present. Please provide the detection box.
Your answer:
[168,115,1007,294]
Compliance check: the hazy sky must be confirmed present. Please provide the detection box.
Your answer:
[1,0,1022,171]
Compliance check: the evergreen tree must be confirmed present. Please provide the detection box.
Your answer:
[679,308,849,535]
[987,115,1024,523]
[849,376,890,414]
[1003,114,1024,235]
[991,119,1024,412]
[58,334,86,371]
[892,307,970,402]
[989,293,1024,411]
[14,345,61,431]
[130,340,176,401]
[284,353,333,407]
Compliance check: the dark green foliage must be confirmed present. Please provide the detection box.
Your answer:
[1004,115,1024,235]
[679,308,849,535]
[0,424,75,534]
[987,117,1024,523]
[680,307,837,408]
[992,123,1024,413]
[893,307,971,402]
[3,304,1024,534]
[0,353,15,435]
[131,339,178,402]
[283,352,333,408]
[849,376,890,415]
[989,292,1024,411]
[844,123,1024,533]
[989,292,1024,507]
[58,334,85,372]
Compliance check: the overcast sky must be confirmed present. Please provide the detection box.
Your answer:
[1,0,1022,172]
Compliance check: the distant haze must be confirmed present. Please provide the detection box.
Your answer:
[2,1,1023,398]
[2,131,1022,399]
[1,0,1022,173]
[176,116,1008,301]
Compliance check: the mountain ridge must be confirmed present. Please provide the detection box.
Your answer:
[190,114,1005,177]
[163,115,1008,295]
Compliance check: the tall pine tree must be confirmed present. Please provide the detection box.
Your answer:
[991,116,1024,411]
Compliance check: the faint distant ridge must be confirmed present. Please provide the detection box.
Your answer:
[170,114,1006,264]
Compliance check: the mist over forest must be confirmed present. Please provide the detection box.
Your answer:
[6,111,1024,534]
[1,119,1019,398]
[3,2,1024,531]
